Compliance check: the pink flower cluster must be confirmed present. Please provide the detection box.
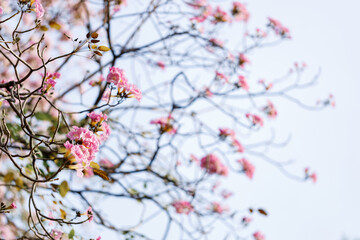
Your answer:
[253,231,266,240]
[106,67,142,102]
[231,2,250,22]
[305,168,317,183]
[41,72,60,93]
[172,200,194,215]
[238,53,250,68]
[263,100,277,119]
[246,113,264,127]
[237,158,255,179]
[32,0,45,19]
[268,17,290,38]
[215,71,229,83]
[88,112,111,141]
[218,128,244,153]
[212,6,231,24]
[210,202,227,214]
[237,75,249,91]
[190,4,212,23]
[64,127,101,177]
[200,154,228,176]
[150,114,177,134]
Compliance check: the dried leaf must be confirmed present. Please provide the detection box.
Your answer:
[91,32,99,38]
[258,208,268,216]
[93,169,109,181]
[94,51,103,56]
[4,172,14,183]
[90,162,100,169]
[49,20,61,30]
[98,46,110,52]
[60,208,67,219]
[59,181,70,198]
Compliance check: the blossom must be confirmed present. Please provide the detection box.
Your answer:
[86,206,94,222]
[188,0,208,9]
[209,38,224,48]
[231,2,249,22]
[232,139,244,153]
[50,229,63,240]
[98,121,111,141]
[172,200,194,215]
[210,202,227,214]
[237,158,255,179]
[96,237,101,240]
[310,173,317,183]
[204,87,213,97]
[157,61,165,70]
[221,190,233,199]
[106,67,127,85]
[124,83,142,102]
[215,71,229,83]
[32,0,45,19]
[238,53,250,68]
[238,75,249,91]
[242,217,252,224]
[10,203,16,209]
[253,231,266,240]
[0,7,3,15]
[246,113,264,127]
[99,158,114,168]
[41,72,60,93]
[200,154,228,176]
[263,100,277,119]
[88,112,107,125]
[268,17,290,38]
[219,128,235,139]
[150,114,177,134]
[101,88,111,102]
[212,6,231,24]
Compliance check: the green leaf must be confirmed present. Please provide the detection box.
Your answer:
[59,181,70,198]
[34,112,54,122]
[68,229,75,239]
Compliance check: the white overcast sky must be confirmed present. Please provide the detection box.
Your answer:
[240,0,360,239]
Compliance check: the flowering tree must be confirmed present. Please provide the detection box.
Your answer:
[0,0,333,239]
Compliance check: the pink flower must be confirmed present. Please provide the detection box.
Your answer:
[96,237,101,240]
[268,17,290,38]
[0,7,3,15]
[157,61,165,70]
[99,158,114,168]
[209,38,224,48]
[310,173,317,183]
[253,231,266,240]
[231,2,250,22]
[219,128,235,139]
[238,75,249,91]
[33,0,45,19]
[263,100,277,119]
[86,206,94,222]
[99,122,111,141]
[107,67,127,85]
[50,229,63,240]
[41,72,60,93]
[172,200,194,215]
[190,154,199,163]
[215,71,229,83]
[150,114,177,134]
[10,203,16,209]
[242,217,252,224]
[188,0,208,9]
[238,54,250,68]
[212,6,231,24]
[237,158,255,179]
[101,88,111,102]
[210,202,227,214]
[246,113,264,127]
[232,139,244,153]
[204,87,213,97]
[200,154,228,176]
[88,112,107,124]
[221,190,233,199]
[125,83,142,102]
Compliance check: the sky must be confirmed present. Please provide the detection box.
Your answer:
[238,0,360,239]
